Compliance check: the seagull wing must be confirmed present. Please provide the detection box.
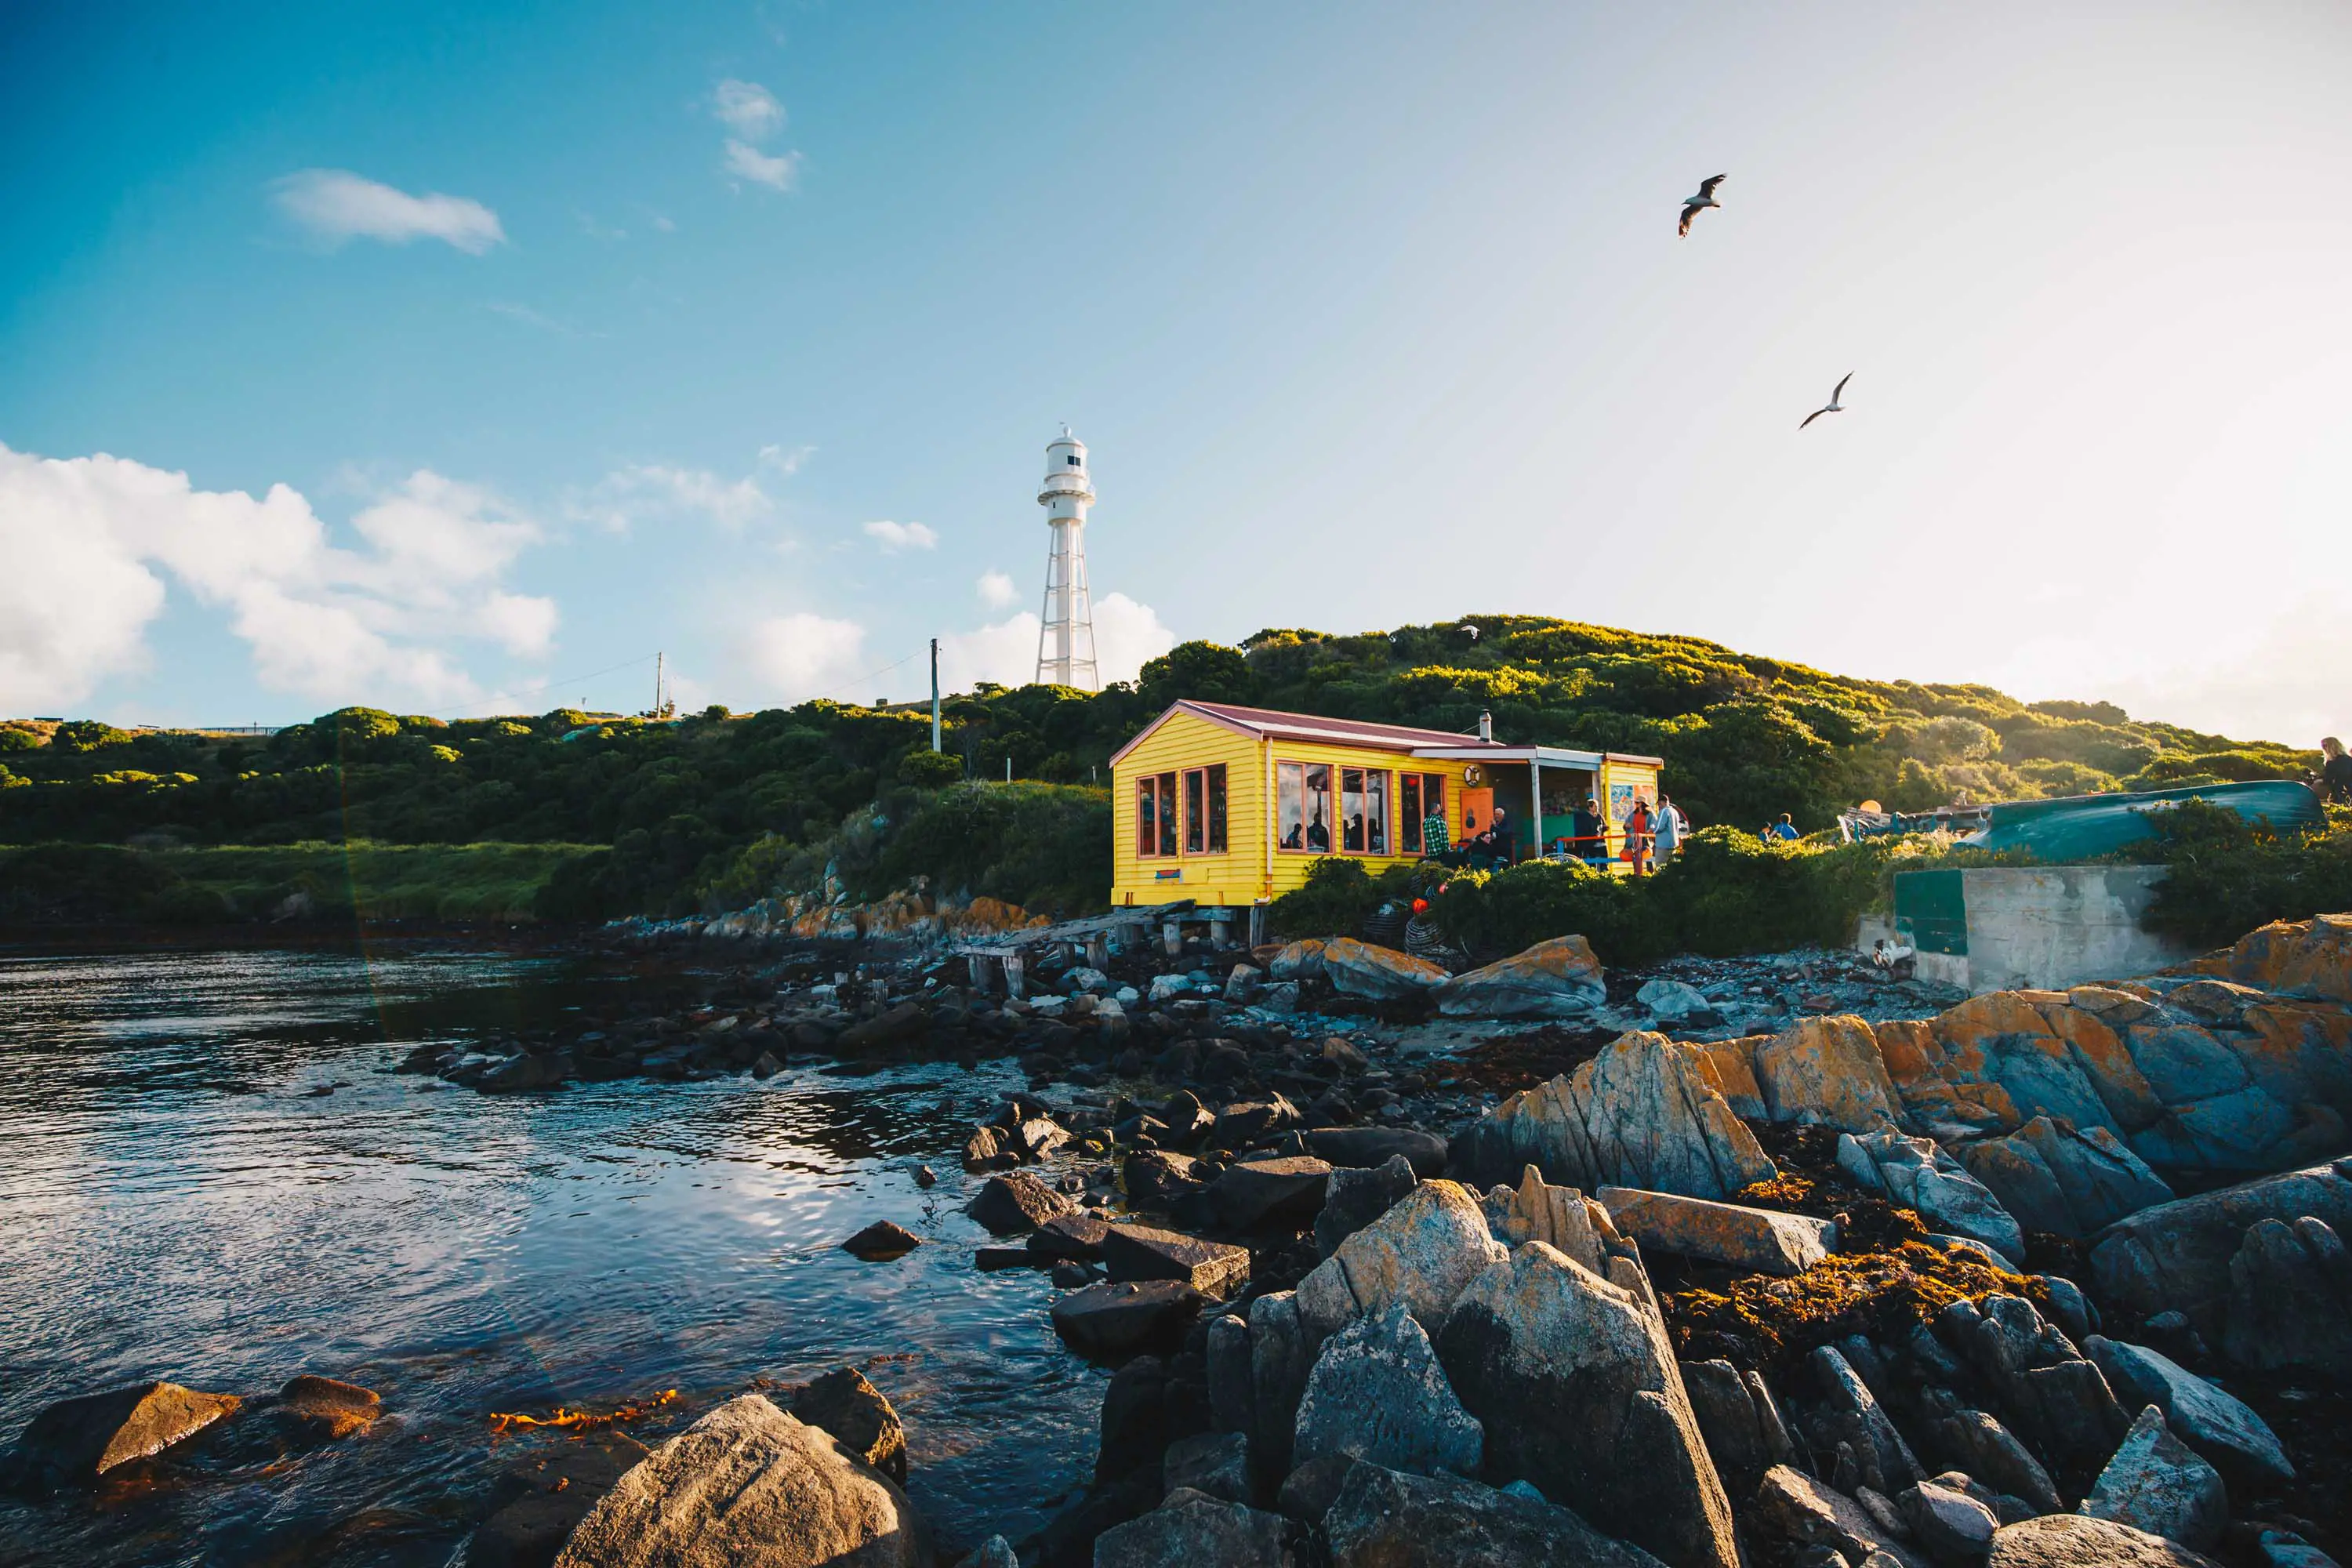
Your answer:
[1698,174,1727,199]
[1800,407,1828,430]
[1831,372,1853,403]
[1678,204,1699,238]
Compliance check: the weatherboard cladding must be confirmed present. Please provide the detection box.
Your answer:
[1110,702,1485,907]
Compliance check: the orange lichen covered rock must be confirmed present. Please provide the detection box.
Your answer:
[1681,1036,1768,1120]
[1755,1015,1904,1132]
[2220,913,2352,1002]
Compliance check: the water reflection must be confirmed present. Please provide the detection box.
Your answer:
[0,942,1103,1566]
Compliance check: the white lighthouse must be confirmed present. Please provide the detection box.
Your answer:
[1034,426,1099,690]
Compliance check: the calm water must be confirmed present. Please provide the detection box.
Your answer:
[0,942,1105,1566]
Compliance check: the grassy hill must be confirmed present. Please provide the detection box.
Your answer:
[0,615,2318,924]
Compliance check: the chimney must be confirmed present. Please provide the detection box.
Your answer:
[1477,710,1493,742]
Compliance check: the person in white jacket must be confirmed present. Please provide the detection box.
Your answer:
[1653,794,1689,862]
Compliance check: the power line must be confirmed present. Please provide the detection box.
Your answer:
[455,652,661,715]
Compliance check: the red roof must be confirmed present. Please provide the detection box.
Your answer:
[1110,699,1504,765]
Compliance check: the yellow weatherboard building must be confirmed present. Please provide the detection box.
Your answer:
[1107,700,1664,910]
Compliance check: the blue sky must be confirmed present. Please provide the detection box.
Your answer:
[5,2,2351,741]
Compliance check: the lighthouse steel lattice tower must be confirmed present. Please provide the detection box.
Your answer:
[1034,429,1098,690]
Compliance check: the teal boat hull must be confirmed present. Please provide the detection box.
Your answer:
[1969,779,2321,860]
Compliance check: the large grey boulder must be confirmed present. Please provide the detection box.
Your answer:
[1636,978,1710,1020]
[2221,1216,2352,1376]
[1984,1512,2222,1566]
[790,1368,908,1486]
[967,1171,1073,1236]
[1162,1431,1252,1504]
[1936,1408,2061,1517]
[1679,1360,1796,1499]
[11,1380,244,1492]
[1899,1480,2000,1563]
[1210,1157,1331,1232]
[1809,1345,1920,1497]
[1322,939,1446,1000]
[1957,1116,2175,1239]
[1454,1033,1777,1201]
[1267,940,1326,982]
[1206,1313,1255,1435]
[551,1395,932,1568]
[1091,1490,1294,1567]
[1306,1127,1449,1176]
[1250,1292,1313,1482]
[2082,1338,2292,1483]
[1292,1304,1482,1478]
[1837,1128,2024,1263]
[1101,1224,1250,1298]
[2081,1405,2227,1552]
[1432,936,1607,1018]
[1323,1462,1668,1567]
[1751,1465,1926,1568]
[1293,1181,1508,1345]
[1599,1186,1835,1277]
[1436,1241,1738,1568]
[1957,1294,2131,1476]
[2088,1162,2352,1345]
[1051,1281,1205,1362]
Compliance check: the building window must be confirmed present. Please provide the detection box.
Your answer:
[1400,774,1446,853]
[1137,771,1177,857]
[1067,456,1081,466]
[1277,760,1333,852]
[1341,768,1391,855]
[1183,764,1226,854]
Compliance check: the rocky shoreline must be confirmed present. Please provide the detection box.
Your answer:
[13,912,2352,1566]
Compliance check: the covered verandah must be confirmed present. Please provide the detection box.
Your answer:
[1408,743,1664,871]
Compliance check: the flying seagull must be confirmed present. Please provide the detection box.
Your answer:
[1678,174,1726,238]
[1800,373,1853,430]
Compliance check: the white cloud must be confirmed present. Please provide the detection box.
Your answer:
[742,612,867,701]
[1094,592,1178,684]
[862,520,938,553]
[271,169,505,254]
[567,463,774,532]
[935,593,1177,695]
[486,301,580,336]
[939,613,1040,692]
[0,443,554,710]
[712,79,785,140]
[723,140,802,191]
[977,569,1018,608]
[758,443,814,476]
[477,591,560,658]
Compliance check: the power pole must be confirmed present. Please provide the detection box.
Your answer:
[930,638,942,752]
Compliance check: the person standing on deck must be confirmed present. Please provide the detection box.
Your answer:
[2320,737,2352,805]
[1623,797,1654,875]
[1653,793,1687,864]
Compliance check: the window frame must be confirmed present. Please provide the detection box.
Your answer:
[1180,762,1227,855]
[1276,758,1337,855]
[1135,771,1178,858]
[1280,758,1404,857]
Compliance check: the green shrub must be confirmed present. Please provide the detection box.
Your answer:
[1425,859,1668,967]
[869,782,1111,917]
[896,748,967,788]
[1268,857,1423,940]
[2137,800,2352,948]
